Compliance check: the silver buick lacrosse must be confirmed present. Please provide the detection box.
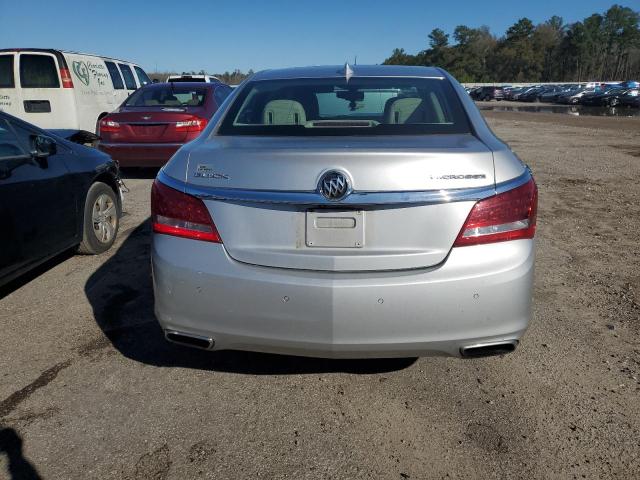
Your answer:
[151,65,537,358]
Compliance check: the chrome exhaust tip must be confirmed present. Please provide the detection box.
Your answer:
[460,340,518,358]
[165,330,214,350]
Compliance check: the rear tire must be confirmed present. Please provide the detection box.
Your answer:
[78,182,119,255]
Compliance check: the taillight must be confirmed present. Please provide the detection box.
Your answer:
[60,68,74,88]
[99,117,121,133]
[175,116,208,133]
[151,179,221,243]
[454,178,538,247]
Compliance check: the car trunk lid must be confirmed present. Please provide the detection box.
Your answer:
[101,107,207,143]
[184,134,495,272]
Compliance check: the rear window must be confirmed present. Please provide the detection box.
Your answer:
[218,77,471,136]
[118,64,137,90]
[104,61,124,89]
[0,55,14,88]
[20,54,60,88]
[134,66,151,86]
[124,85,208,107]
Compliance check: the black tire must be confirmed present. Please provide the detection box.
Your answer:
[78,182,119,255]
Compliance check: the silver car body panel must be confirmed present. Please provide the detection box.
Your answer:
[153,65,536,357]
[152,236,533,358]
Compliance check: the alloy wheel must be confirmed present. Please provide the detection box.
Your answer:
[92,193,117,244]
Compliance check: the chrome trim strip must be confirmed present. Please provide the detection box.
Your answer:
[119,122,173,126]
[157,168,531,207]
[100,142,183,148]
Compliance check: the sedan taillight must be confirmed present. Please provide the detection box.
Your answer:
[175,116,208,133]
[453,177,538,247]
[99,117,121,133]
[151,179,221,243]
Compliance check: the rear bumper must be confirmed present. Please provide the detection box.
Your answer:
[152,237,535,358]
[97,142,182,167]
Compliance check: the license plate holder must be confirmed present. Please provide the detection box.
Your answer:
[306,210,364,248]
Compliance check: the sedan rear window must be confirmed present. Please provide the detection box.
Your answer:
[125,85,208,107]
[218,77,471,136]
[20,54,60,88]
[0,55,14,88]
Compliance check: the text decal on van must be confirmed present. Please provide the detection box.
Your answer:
[71,60,108,87]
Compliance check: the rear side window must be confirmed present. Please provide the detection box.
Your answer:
[104,61,124,89]
[118,64,137,90]
[0,119,27,159]
[0,56,15,88]
[20,54,60,88]
[214,85,232,105]
[134,66,151,86]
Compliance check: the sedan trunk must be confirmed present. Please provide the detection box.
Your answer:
[185,134,495,272]
[100,108,207,144]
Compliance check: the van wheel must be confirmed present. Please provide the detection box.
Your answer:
[78,182,119,254]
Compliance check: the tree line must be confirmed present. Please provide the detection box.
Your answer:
[382,4,640,82]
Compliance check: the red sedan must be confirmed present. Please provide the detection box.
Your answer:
[97,82,232,167]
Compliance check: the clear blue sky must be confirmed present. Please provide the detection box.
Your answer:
[0,0,628,74]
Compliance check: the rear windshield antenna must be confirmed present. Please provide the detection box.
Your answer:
[343,63,354,82]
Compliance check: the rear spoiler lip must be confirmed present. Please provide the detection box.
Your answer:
[157,168,531,207]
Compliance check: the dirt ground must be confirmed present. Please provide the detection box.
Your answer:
[0,110,639,479]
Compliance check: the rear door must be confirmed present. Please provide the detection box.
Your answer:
[18,52,76,129]
[0,116,76,278]
[0,54,19,117]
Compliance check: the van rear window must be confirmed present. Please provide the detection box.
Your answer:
[104,61,124,89]
[118,64,138,90]
[134,66,151,86]
[20,55,60,88]
[0,56,14,88]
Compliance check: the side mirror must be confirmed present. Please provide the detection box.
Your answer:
[31,135,57,158]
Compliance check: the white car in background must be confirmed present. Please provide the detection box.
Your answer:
[166,74,221,83]
[0,49,151,132]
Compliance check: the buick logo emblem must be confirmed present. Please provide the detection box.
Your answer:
[319,170,350,201]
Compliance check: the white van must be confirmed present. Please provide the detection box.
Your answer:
[0,49,152,133]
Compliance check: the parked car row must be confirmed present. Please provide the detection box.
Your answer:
[467,81,640,108]
[0,49,236,168]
